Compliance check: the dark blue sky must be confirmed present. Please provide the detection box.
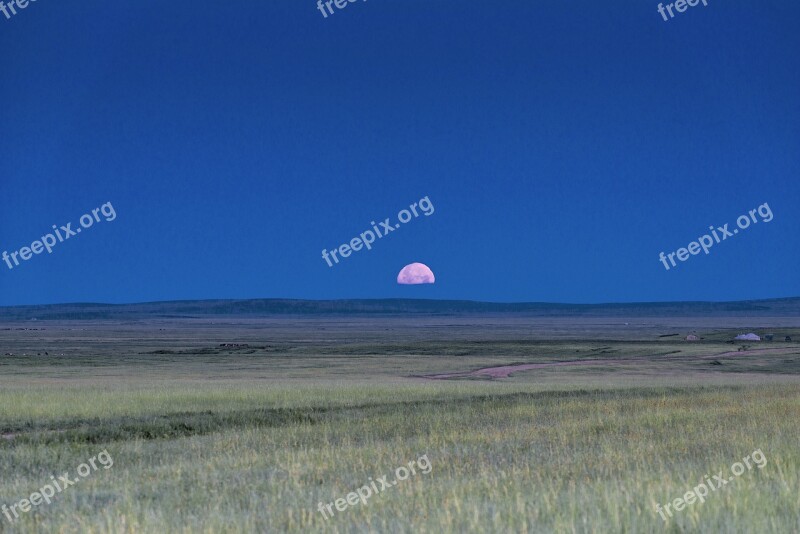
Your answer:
[1,0,798,306]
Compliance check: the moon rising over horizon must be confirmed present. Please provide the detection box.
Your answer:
[397,263,435,285]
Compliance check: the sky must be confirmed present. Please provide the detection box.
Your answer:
[0,0,798,306]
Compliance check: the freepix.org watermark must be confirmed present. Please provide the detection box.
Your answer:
[321,196,434,268]
[316,454,432,521]
[658,202,773,271]
[0,0,39,21]
[656,0,709,22]
[654,449,766,521]
[316,0,366,19]
[2,202,117,271]
[2,450,114,524]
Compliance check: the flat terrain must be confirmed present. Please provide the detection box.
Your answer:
[1,316,799,533]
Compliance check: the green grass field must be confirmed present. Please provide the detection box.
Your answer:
[1,317,798,533]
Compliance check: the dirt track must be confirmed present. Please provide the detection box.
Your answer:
[420,347,796,380]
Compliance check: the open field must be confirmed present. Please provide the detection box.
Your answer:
[1,315,799,533]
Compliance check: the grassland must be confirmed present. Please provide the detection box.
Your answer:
[0,316,798,533]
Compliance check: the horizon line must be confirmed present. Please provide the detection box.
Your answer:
[1,295,799,309]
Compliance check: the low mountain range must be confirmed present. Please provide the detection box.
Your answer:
[0,297,798,321]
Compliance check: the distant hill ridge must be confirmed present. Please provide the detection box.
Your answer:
[0,297,798,320]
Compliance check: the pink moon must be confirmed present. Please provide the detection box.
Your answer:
[397,263,435,285]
